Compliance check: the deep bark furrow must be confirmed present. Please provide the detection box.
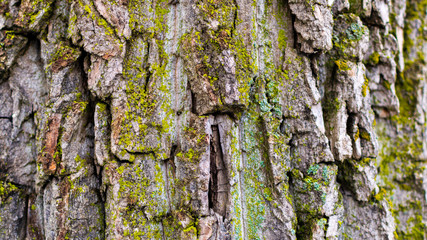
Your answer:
[0,0,426,238]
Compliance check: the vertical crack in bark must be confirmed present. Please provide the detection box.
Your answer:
[161,220,166,240]
[163,144,177,213]
[21,194,29,239]
[80,52,106,238]
[144,69,152,93]
[283,0,299,50]
[144,40,151,93]
[100,187,107,239]
[189,81,198,114]
[208,125,229,217]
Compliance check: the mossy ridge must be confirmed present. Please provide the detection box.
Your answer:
[78,0,122,43]
[171,4,282,236]
[376,124,425,238]
[48,42,81,71]
[393,200,427,240]
[322,90,342,135]
[405,0,427,21]
[238,66,294,239]
[114,157,173,239]
[119,0,174,158]
[396,59,424,119]
[0,180,19,203]
[375,0,427,234]
[292,163,340,239]
[367,51,380,66]
[14,0,54,30]
[118,42,167,155]
[229,125,245,240]
[362,75,369,97]
[179,0,253,110]
[239,110,269,239]
[331,14,368,60]
[231,0,301,237]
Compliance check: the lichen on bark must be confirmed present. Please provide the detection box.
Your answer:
[0,0,427,239]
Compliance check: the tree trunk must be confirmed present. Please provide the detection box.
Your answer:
[0,0,426,239]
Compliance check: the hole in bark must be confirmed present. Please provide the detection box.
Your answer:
[168,144,177,179]
[187,80,198,114]
[346,113,357,136]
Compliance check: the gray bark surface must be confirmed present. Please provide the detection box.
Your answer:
[0,0,426,239]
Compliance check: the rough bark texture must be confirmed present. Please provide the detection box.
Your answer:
[0,0,426,239]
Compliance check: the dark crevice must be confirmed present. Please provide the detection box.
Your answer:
[1,31,38,44]
[208,125,229,217]
[309,54,321,81]
[144,40,152,93]
[189,81,198,114]
[346,113,357,135]
[78,49,90,93]
[13,0,21,8]
[336,160,359,197]
[168,0,179,5]
[141,206,149,220]
[286,170,298,229]
[76,49,106,238]
[20,194,29,240]
[99,168,107,203]
[201,111,237,122]
[23,109,36,124]
[247,76,258,106]
[168,144,177,178]
[0,116,13,121]
[287,129,330,239]
[96,183,106,239]
[144,69,152,93]
[125,149,156,158]
[316,160,338,166]
[280,115,293,138]
[295,212,331,239]
[39,175,55,196]
[87,98,107,237]
[111,152,134,164]
[289,11,299,50]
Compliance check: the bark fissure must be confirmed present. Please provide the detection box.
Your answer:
[209,125,229,217]
[1,0,426,238]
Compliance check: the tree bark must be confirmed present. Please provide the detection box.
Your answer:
[0,0,426,239]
